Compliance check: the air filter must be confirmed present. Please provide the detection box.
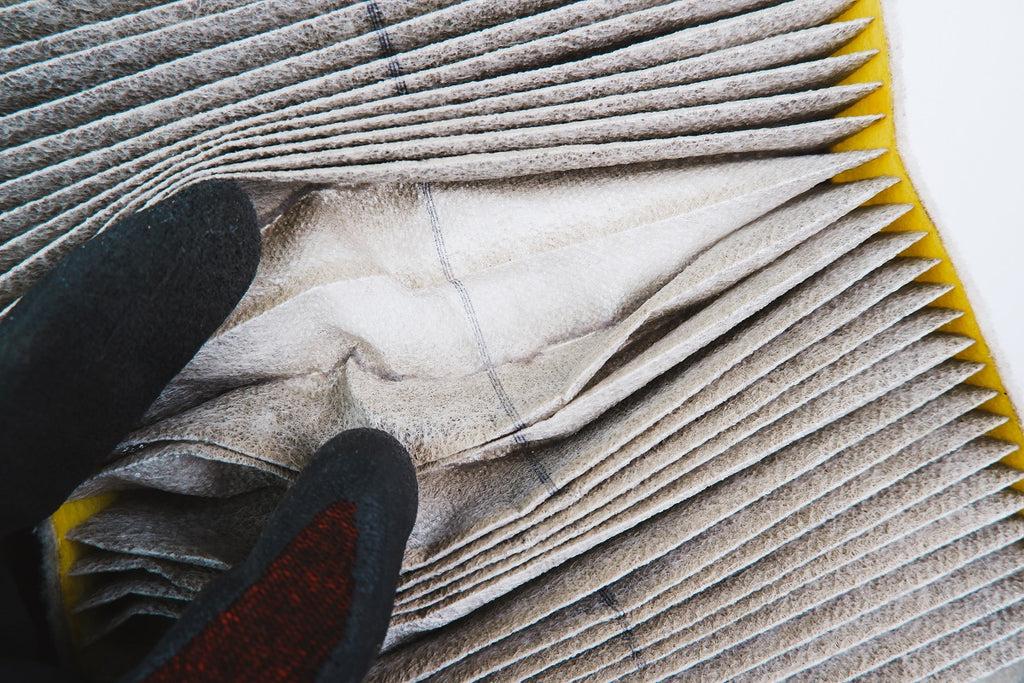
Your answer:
[1,0,1021,680]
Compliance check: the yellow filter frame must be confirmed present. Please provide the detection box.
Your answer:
[830,0,1023,470]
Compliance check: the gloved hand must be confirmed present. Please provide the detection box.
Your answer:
[0,181,417,682]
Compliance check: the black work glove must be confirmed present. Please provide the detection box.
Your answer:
[0,181,417,682]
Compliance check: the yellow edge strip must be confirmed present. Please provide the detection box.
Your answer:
[51,492,116,647]
[830,0,1024,479]
[50,0,1024,645]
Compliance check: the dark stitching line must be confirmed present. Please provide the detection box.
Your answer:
[518,437,557,495]
[363,0,552,490]
[418,183,558,495]
[420,184,522,426]
[599,587,648,672]
[362,4,544,484]
[364,0,409,96]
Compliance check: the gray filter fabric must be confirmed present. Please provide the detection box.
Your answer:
[2,0,1023,680]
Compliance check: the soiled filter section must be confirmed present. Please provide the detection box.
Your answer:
[0,0,875,305]
[1,0,1021,680]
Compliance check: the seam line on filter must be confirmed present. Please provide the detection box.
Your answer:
[364,0,555,493]
[364,0,410,96]
[417,182,558,495]
[599,587,648,672]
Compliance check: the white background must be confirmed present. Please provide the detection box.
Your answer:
[884,0,1024,408]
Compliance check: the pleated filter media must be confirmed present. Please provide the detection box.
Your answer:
[2,0,1023,680]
